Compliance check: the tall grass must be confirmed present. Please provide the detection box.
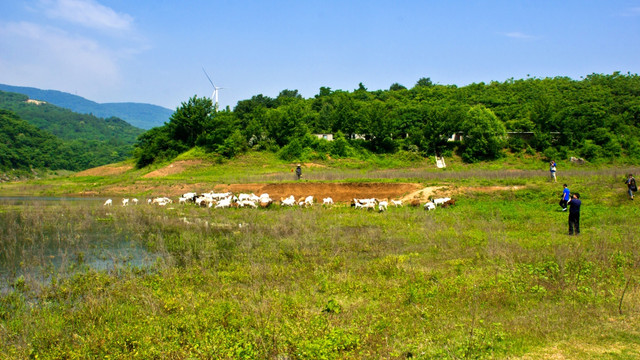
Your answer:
[1,174,639,359]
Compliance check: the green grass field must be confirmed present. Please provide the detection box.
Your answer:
[1,154,639,359]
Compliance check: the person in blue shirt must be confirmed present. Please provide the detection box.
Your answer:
[567,193,581,235]
[560,184,570,211]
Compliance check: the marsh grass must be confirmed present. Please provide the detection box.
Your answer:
[1,174,639,359]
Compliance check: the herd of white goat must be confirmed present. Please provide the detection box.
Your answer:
[104,192,455,212]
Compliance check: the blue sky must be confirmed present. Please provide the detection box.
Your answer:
[1,0,639,110]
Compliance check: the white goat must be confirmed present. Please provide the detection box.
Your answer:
[433,197,451,206]
[258,194,273,208]
[354,198,377,206]
[122,198,129,206]
[378,201,388,212]
[424,201,436,211]
[238,193,259,202]
[322,197,334,206]
[132,198,139,205]
[303,195,314,207]
[280,195,296,207]
[152,197,172,206]
[209,192,232,200]
[238,199,258,208]
[182,192,197,202]
[361,201,376,210]
[214,197,233,209]
[103,199,112,206]
[391,199,403,207]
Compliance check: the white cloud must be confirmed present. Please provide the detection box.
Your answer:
[0,21,121,95]
[39,0,133,32]
[503,32,536,40]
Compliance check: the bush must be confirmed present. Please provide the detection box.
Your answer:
[278,138,304,161]
[217,130,248,158]
[542,147,558,161]
[579,140,602,161]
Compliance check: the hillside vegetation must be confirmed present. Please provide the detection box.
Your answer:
[0,91,145,173]
[0,84,172,129]
[134,72,640,168]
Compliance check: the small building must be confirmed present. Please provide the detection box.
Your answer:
[314,133,334,141]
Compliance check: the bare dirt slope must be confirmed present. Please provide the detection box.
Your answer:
[74,164,133,177]
[143,160,205,178]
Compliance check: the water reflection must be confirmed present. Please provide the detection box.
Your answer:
[0,198,156,291]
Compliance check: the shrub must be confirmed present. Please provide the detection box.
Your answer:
[278,138,304,161]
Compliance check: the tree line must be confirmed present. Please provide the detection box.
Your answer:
[128,73,640,167]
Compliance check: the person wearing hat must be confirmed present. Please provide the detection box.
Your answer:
[295,164,302,180]
[625,174,636,200]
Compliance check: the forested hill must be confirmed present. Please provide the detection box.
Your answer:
[134,72,640,167]
[0,84,172,129]
[0,110,130,172]
[0,92,144,172]
[0,91,143,142]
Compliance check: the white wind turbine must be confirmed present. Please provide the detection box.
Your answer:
[202,67,223,111]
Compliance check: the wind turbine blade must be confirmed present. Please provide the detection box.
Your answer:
[202,67,216,88]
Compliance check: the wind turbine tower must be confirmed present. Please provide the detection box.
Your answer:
[202,67,223,111]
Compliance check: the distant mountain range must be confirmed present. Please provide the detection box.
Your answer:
[0,84,173,129]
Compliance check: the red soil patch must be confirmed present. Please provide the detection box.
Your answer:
[94,182,522,203]
[143,160,205,178]
[74,164,133,177]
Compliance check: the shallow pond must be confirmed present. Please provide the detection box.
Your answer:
[0,197,156,291]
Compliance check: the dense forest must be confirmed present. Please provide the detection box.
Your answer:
[1,110,90,171]
[0,91,144,172]
[134,72,640,167]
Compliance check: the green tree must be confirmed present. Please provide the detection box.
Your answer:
[389,83,407,91]
[166,96,214,147]
[414,77,433,87]
[460,105,507,162]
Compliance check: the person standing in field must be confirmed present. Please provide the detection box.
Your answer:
[625,174,636,200]
[560,184,570,211]
[295,164,302,180]
[567,193,581,235]
[550,160,557,182]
